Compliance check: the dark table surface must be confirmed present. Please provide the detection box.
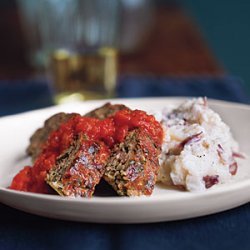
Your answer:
[0,76,250,250]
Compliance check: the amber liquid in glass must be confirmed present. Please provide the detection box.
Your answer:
[49,47,117,104]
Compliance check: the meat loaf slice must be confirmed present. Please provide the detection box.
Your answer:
[27,103,128,161]
[84,102,129,120]
[26,112,78,161]
[104,129,161,196]
[46,133,110,197]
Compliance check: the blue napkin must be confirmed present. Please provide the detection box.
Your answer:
[0,75,249,117]
[117,75,250,103]
[0,80,54,116]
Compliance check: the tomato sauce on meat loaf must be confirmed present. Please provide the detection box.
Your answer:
[27,112,78,162]
[10,115,114,194]
[27,103,129,162]
[10,105,163,197]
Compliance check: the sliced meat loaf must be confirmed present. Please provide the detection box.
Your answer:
[104,129,161,196]
[26,112,78,161]
[27,103,129,161]
[46,133,110,197]
[84,102,129,119]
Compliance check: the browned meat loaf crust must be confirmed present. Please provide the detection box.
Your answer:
[26,112,78,161]
[104,129,161,196]
[27,103,129,161]
[46,133,110,197]
[84,102,130,119]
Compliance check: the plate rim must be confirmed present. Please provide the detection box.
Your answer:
[1,177,250,205]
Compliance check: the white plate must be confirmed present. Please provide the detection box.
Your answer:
[0,97,249,223]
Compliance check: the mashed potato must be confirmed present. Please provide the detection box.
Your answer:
[157,98,241,191]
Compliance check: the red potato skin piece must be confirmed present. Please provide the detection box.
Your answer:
[203,175,219,189]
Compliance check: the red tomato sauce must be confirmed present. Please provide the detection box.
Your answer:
[10,109,163,194]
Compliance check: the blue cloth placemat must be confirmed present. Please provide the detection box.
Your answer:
[0,204,250,250]
[1,201,250,250]
[117,75,250,103]
[0,75,249,117]
[0,76,250,250]
[0,80,54,117]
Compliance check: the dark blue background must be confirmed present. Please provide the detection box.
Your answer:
[181,0,250,94]
[1,76,249,116]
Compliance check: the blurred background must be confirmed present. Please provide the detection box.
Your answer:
[0,0,250,115]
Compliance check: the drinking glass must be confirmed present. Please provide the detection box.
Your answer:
[18,0,154,103]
